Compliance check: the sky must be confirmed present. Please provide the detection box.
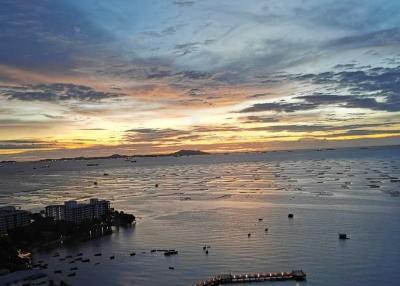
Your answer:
[1,0,400,160]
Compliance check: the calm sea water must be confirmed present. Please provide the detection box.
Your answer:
[1,146,400,286]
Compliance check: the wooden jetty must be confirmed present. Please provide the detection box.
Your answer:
[193,270,306,286]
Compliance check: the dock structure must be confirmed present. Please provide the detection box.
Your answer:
[193,270,306,286]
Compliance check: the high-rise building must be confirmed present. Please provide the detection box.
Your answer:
[0,206,30,235]
[44,205,65,220]
[44,198,110,224]
[90,198,110,219]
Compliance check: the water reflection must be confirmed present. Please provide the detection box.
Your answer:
[0,147,399,285]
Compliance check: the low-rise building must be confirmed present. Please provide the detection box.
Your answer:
[0,269,49,286]
[0,206,30,235]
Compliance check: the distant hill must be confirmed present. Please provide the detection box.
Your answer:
[171,150,210,156]
[37,150,209,162]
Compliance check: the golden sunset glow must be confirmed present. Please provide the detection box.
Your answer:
[1,1,400,160]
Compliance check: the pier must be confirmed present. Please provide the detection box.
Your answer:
[193,270,306,286]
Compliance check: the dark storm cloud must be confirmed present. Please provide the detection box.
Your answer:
[1,83,124,102]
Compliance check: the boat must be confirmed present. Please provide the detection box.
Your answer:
[110,256,115,260]
[339,233,349,240]
[94,253,102,256]
[164,250,178,256]
[87,163,99,166]
[169,266,175,270]
[288,213,294,218]
[130,252,136,256]
[82,259,90,263]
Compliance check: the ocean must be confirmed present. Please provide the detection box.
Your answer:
[1,146,400,286]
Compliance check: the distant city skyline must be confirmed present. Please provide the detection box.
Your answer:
[1,0,400,160]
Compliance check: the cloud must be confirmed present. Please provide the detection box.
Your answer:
[0,0,111,70]
[0,83,124,102]
[341,129,400,136]
[124,128,190,143]
[173,1,195,7]
[239,93,400,113]
[326,28,400,50]
[79,128,107,131]
[0,139,55,150]
[241,115,280,123]
[240,63,400,114]
[297,93,400,112]
[239,101,317,113]
[42,114,65,120]
[251,122,399,133]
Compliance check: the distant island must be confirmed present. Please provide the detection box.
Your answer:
[171,150,209,156]
[36,149,210,162]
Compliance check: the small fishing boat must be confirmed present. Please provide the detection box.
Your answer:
[339,233,349,240]
[164,250,178,256]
